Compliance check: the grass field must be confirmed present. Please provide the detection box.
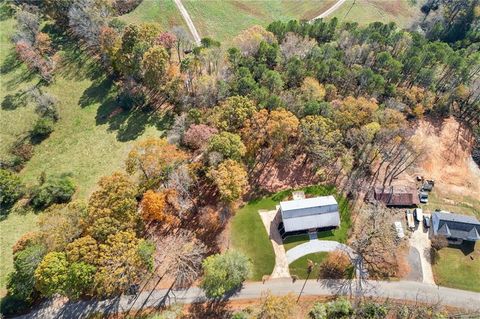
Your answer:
[119,0,187,30]
[230,185,350,280]
[289,252,328,279]
[421,191,480,219]
[330,0,420,28]
[120,0,420,43]
[432,242,480,292]
[0,16,165,293]
[182,0,335,42]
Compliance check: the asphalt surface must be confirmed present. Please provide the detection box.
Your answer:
[16,279,480,318]
[405,247,423,282]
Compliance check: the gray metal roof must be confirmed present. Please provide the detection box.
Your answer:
[432,212,480,241]
[280,195,337,212]
[280,196,340,232]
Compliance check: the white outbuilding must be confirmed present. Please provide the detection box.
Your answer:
[279,195,340,233]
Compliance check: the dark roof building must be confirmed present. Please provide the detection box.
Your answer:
[370,186,420,207]
[279,196,340,233]
[432,212,480,241]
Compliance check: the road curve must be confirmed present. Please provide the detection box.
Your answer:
[173,0,201,45]
[15,279,480,318]
[310,0,347,21]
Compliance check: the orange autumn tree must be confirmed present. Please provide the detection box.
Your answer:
[126,137,187,190]
[140,189,180,227]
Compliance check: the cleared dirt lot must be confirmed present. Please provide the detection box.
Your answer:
[405,118,480,217]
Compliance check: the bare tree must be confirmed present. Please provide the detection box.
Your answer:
[68,0,110,49]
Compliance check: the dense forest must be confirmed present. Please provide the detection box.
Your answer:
[1,0,479,316]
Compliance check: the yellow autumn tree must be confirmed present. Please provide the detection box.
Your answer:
[139,189,180,226]
[208,160,248,203]
[126,137,187,189]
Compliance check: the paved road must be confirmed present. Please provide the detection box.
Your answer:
[310,0,347,21]
[174,0,201,45]
[16,279,480,318]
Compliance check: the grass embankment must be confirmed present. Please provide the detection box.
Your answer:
[0,16,166,293]
[230,185,351,280]
[432,242,480,292]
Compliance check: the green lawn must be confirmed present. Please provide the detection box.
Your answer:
[289,252,329,279]
[421,191,480,219]
[183,0,335,42]
[119,0,187,31]
[230,185,351,280]
[330,0,420,28]
[230,196,277,281]
[0,16,166,293]
[432,242,480,292]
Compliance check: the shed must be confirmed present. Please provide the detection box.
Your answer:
[371,186,420,207]
[279,196,340,233]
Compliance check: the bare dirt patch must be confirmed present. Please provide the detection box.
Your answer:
[410,117,480,200]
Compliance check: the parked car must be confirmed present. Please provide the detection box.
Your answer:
[421,179,435,192]
[423,215,431,228]
[394,221,405,239]
[414,208,423,223]
[406,210,415,230]
[419,191,429,203]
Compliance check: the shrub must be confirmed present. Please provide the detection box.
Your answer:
[0,169,24,215]
[431,235,448,251]
[30,175,76,209]
[31,117,54,140]
[309,302,327,319]
[318,251,352,279]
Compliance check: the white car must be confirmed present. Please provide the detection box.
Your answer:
[394,221,405,239]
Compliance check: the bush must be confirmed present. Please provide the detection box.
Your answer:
[309,302,327,319]
[31,118,54,140]
[318,251,352,279]
[431,235,448,251]
[0,169,24,215]
[30,175,76,209]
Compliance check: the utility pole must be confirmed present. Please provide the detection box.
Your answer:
[297,259,316,303]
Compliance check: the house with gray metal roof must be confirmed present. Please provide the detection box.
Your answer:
[432,212,480,241]
[279,195,340,234]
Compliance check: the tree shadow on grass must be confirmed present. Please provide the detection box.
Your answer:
[79,74,172,141]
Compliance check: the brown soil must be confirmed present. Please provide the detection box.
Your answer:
[409,117,480,200]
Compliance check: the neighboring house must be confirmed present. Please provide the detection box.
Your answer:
[369,186,420,207]
[278,195,340,238]
[432,212,480,242]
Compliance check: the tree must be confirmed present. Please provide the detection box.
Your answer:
[333,96,379,131]
[300,77,326,102]
[7,244,46,302]
[34,252,69,297]
[126,138,187,189]
[87,172,137,227]
[94,231,149,296]
[207,132,246,161]
[233,25,276,56]
[30,174,76,209]
[66,236,99,264]
[65,262,96,299]
[37,202,85,252]
[31,117,54,139]
[155,231,206,288]
[431,235,448,251]
[68,0,110,49]
[183,124,218,150]
[43,0,75,26]
[0,169,24,215]
[318,251,352,279]
[212,96,256,132]
[260,70,284,94]
[208,160,248,203]
[257,292,297,319]
[139,189,180,226]
[141,45,170,89]
[280,32,316,60]
[200,250,252,299]
[300,115,343,167]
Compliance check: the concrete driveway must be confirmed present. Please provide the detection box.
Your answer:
[286,240,354,264]
[259,209,290,278]
[409,222,435,284]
